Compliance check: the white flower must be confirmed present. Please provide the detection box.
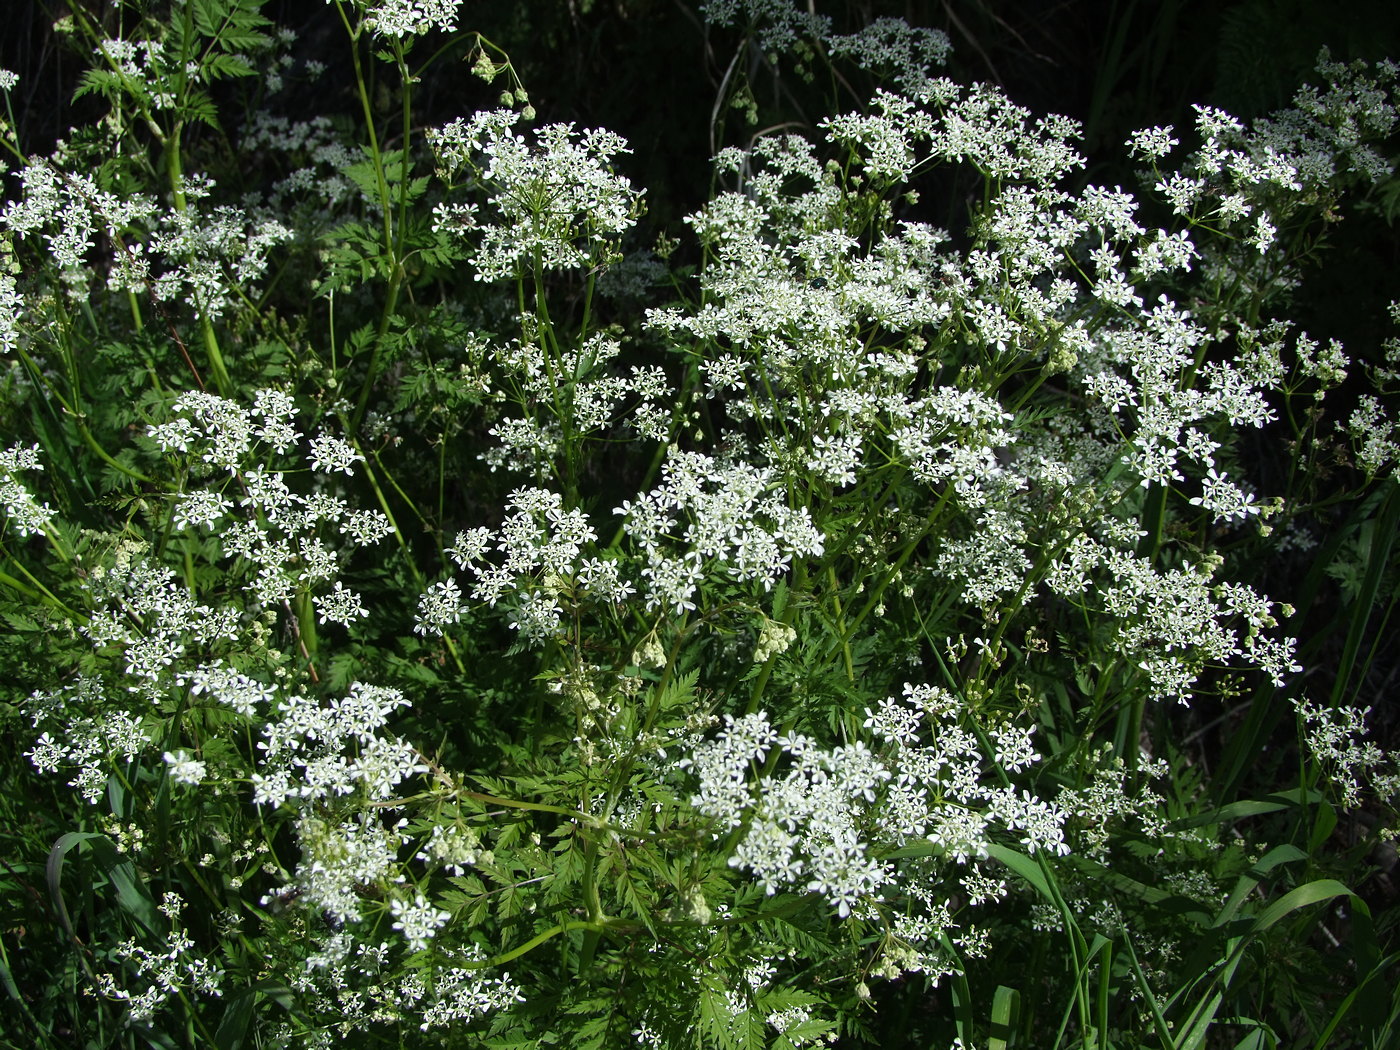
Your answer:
[1127,124,1179,160]
[390,893,450,951]
[414,578,464,636]
[1188,467,1262,523]
[163,749,207,786]
[428,112,643,281]
[0,274,24,355]
[364,0,461,38]
[1251,213,1277,253]
[314,582,368,626]
[1,444,55,537]
[307,433,364,475]
[172,490,232,530]
[341,509,395,545]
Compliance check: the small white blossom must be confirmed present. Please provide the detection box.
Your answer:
[363,0,461,38]
[307,433,364,475]
[414,578,464,636]
[314,582,368,626]
[163,749,208,786]
[390,893,450,952]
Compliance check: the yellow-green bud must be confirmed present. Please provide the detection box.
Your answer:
[471,52,496,82]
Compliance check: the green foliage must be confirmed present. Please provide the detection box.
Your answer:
[1,2,1399,1049]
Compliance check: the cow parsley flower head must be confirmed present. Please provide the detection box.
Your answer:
[1127,125,1179,161]
[428,112,644,281]
[308,433,364,475]
[358,0,461,38]
[827,19,952,96]
[390,893,451,951]
[172,491,232,531]
[314,581,369,626]
[414,578,464,636]
[1,444,56,537]
[701,0,831,54]
[163,749,208,786]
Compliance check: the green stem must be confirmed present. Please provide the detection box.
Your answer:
[336,2,406,435]
[826,566,855,682]
[470,919,618,970]
[294,589,319,662]
[0,562,82,621]
[165,126,232,394]
[577,835,606,968]
[462,791,603,824]
[744,563,804,717]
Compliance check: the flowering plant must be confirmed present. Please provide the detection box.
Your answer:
[1,2,1397,1048]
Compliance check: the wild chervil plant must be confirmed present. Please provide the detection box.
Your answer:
[1,1,1398,1047]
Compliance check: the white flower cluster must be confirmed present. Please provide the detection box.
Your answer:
[0,274,23,356]
[238,678,452,935]
[135,195,293,321]
[428,110,644,280]
[1136,55,1399,298]
[701,0,830,54]
[618,450,825,614]
[390,892,451,951]
[654,129,951,361]
[29,558,441,943]
[1236,54,1397,191]
[1,163,289,315]
[240,112,359,209]
[180,658,275,718]
[0,443,55,537]
[80,545,241,698]
[703,1,951,99]
[890,387,1018,505]
[935,507,1030,606]
[148,390,391,623]
[1341,304,1400,479]
[359,0,461,39]
[277,936,523,1038]
[287,814,411,925]
[1067,745,1171,859]
[1079,298,1279,518]
[408,952,526,1030]
[752,617,797,663]
[415,823,481,876]
[1345,395,1400,479]
[24,675,151,803]
[94,894,223,1023]
[1292,698,1400,809]
[820,83,1084,188]
[163,748,208,786]
[420,486,615,643]
[1047,536,1300,702]
[477,332,674,476]
[826,19,951,96]
[92,37,180,110]
[645,58,1380,717]
[253,682,423,808]
[1127,124,1180,161]
[1,161,156,277]
[682,685,1068,918]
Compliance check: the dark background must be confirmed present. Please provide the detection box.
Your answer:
[6,0,1400,210]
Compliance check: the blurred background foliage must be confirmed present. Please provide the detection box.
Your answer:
[7,1,1400,217]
